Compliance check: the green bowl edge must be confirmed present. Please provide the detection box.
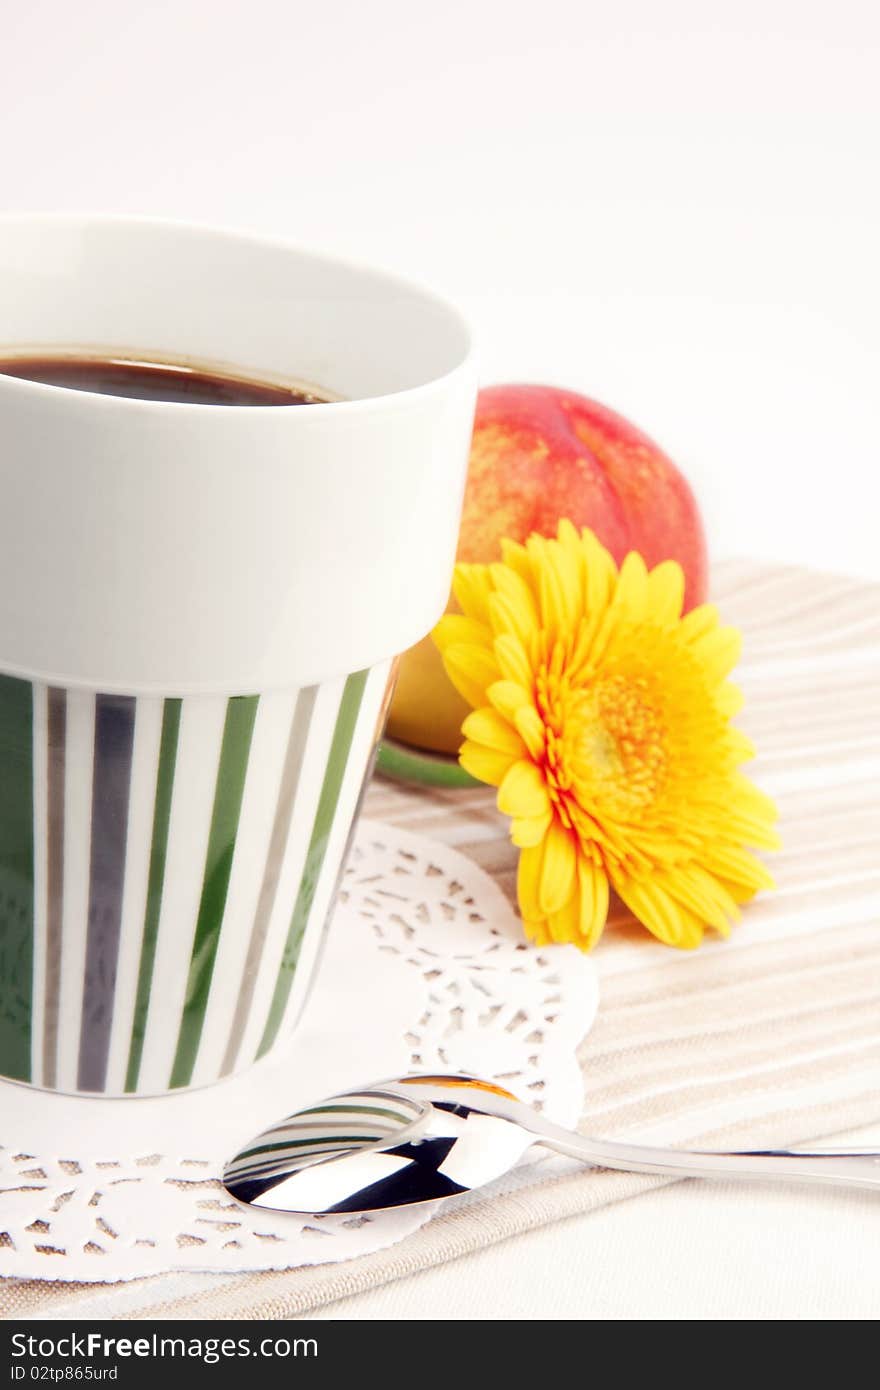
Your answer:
[376,739,481,789]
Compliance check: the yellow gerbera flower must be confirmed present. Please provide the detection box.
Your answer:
[433,521,779,951]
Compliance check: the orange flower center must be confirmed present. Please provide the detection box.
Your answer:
[536,646,667,835]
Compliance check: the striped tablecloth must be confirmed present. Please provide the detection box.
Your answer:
[2,558,878,1319]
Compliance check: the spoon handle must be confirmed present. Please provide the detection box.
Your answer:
[538,1129,880,1191]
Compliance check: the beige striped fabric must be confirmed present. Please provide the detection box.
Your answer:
[2,558,878,1319]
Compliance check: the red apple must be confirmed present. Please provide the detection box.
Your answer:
[387,384,708,754]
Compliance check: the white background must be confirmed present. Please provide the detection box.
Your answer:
[5,1,880,1320]
[5,0,879,579]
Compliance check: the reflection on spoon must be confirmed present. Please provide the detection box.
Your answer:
[223,1073,880,1216]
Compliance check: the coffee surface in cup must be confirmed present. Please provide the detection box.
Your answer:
[0,354,329,406]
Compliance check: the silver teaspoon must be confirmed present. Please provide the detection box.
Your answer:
[223,1072,880,1216]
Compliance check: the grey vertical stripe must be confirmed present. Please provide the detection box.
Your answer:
[78,695,136,1092]
[220,686,318,1076]
[289,663,396,1031]
[42,687,66,1089]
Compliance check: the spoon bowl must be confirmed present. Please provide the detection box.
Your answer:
[223,1072,880,1216]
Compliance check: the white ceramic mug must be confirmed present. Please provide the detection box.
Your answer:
[0,215,476,1097]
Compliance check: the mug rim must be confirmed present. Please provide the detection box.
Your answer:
[0,211,475,415]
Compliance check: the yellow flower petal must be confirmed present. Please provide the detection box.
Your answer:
[733,775,779,821]
[717,876,759,906]
[716,682,745,718]
[517,842,544,920]
[615,551,650,623]
[458,740,517,787]
[494,633,534,688]
[462,707,526,756]
[582,549,650,670]
[577,857,609,950]
[726,728,756,764]
[526,531,581,635]
[547,893,580,944]
[703,844,776,894]
[513,704,546,759]
[489,564,541,643]
[668,902,707,948]
[433,613,493,652]
[662,865,739,934]
[722,779,782,849]
[581,527,617,617]
[451,563,494,624]
[488,591,538,649]
[553,540,583,628]
[511,811,553,848]
[679,603,720,645]
[522,916,551,947]
[646,560,685,625]
[498,759,550,818]
[439,643,501,710]
[690,624,742,683]
[499,536,533,587]
[539,821,577,916]
[487,679,533,723]
[614,874,700,948]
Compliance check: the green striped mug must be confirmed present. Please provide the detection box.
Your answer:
[0,216,476,1096]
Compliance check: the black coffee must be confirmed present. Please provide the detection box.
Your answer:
[0,354,329,406]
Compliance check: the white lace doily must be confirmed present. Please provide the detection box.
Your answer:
[0,819,598,1282]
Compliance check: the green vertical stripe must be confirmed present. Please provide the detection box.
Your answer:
[0,675,34,1082]
[170,695,259,1089]
[125,698,182,1092]
[258,670,368,1059]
